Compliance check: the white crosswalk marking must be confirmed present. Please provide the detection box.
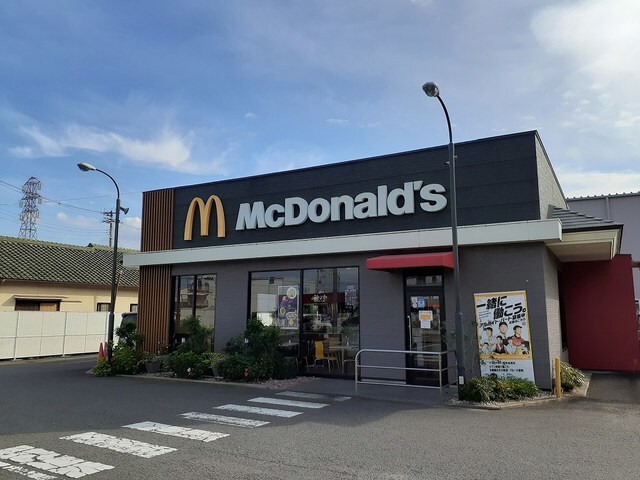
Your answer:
[215,404,302,418]
[248,396,329,409]
[0,461,58,479]
[181,412,269,428]
[276,391,352,402]
[123,421,229,442]
[0,445,113,478]
[60,432,176,458]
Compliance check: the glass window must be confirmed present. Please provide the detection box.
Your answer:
[15,300,60,311]
[249,270,300,345]
[405,274,443,287]
[97,302,110,312]
[302,267,359,376]
[172,274,216,348]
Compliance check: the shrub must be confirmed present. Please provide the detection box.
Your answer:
[459,375,539,403]
[201,352,226,376]
[217,354,250,381]
[170,351,208,379]
[216,354,288,382]
[91,358,114,377]
[115,322,144,348]
[560,361,586,392]
[272,356,299,380]
[218,319,298,382]
[178,315,213,355]
[225,319,280,357]
[112,345,142,374]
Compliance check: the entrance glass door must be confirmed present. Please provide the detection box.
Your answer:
[405,276,447,386]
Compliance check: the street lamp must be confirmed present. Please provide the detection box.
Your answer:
[422,82,466,387]
[77,162,128,363]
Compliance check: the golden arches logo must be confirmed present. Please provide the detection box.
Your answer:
[183,195,226,241]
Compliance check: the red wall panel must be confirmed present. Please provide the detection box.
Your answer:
[563,255,640,372]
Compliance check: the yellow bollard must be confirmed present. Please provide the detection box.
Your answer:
[554,357,562,399]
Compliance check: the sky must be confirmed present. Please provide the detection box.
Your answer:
[1,0,639,250]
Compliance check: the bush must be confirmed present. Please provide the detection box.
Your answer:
[201,352,226,376]
[91,358,114,377]
[112,345,142,375]
[217,354,250,381]
[115,322,144,348]
[178,315,213,355]
[459,375,539,403]
[170,351,208,379]
[560,361,586,392]
[272,356,299,380]
[225,319,280,357]
[216,353,296,382]
[219,319,298,382]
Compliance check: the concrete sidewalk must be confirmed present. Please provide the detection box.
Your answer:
[586,371,640,404]
[274,376,456,405]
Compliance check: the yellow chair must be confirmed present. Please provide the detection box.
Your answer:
[314,340,339,373]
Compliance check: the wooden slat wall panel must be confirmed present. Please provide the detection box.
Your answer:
[141,189,174,252]
[138,265,172,351]
[139,189,174,349]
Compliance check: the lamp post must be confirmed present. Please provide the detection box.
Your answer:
[422,82,466,386]
[77,162,127,363]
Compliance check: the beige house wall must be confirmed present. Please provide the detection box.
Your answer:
[0,280,138,313]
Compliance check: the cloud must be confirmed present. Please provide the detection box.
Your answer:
[56,212,98,229]
[245,112,257,119]
[326,118,350,126]
[18,125,66,157]
[555,166,640,198]
[252,144,326,175]
[11,121,229,175]
[531,0,640,151]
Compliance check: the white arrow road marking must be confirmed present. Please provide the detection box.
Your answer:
[276,391,352,401]
[180,412,269,428]
[248,396,329,409]
[60,432,176,459]
[123,421,229,442]
[0,445,113,478]
[215,404,302,418]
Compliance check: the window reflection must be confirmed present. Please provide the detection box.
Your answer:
[248,267,360,377]
[172,274,216,349]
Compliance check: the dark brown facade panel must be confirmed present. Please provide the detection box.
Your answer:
[141,189,174,252]
[138,265,172,351]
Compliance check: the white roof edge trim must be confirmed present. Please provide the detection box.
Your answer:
[123,219,562,267]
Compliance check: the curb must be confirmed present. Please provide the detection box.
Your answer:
[445,374,591,410]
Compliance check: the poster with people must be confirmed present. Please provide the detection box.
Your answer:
[473,290,535,382]
[278,285,299,329]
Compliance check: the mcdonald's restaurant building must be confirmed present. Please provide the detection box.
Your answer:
[124,131,640,390]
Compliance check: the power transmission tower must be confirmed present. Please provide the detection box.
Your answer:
[102,210,115,247]
[19,177,42,240]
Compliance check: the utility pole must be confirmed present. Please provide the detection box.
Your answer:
[19,177,42,240]
[102,210,115,247]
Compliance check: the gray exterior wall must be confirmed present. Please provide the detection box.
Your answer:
[457,243,556,389]
[172,252,407,356]
[567,193,640,299]
[535,134,568,217]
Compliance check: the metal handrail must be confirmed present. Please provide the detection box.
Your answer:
[354,348,458,402]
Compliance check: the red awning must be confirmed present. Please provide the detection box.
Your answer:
[366,252,454,270]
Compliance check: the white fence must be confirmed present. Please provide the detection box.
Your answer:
[0,311,125,360]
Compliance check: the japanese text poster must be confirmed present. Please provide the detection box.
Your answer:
[473,290,535,382]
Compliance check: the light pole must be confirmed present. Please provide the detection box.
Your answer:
[422,82,466,387]
[77,162,128,363]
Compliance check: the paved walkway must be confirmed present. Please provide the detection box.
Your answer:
[586,371,640,404]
